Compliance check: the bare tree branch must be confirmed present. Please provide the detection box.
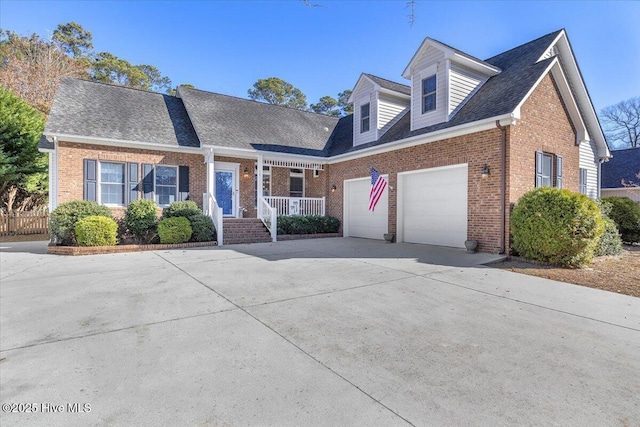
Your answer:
[406,0,417,28]
[600,97,640,149]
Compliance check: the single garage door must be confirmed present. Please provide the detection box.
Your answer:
[399,164,467,248]
[344,177,388,240]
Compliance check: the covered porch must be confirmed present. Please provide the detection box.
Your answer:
[202,150,329,245]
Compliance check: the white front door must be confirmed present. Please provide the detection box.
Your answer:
[214,162,239,217]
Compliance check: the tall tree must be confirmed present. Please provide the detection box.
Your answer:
[0,29,86,114]
[248,77,307,110]
[0,88,47,212]
[600,97,640,149]
[338,89,353,116]
[310,96,340,116]
[89,52,172,93]
[168,83,196,97]
[52,21,93,58]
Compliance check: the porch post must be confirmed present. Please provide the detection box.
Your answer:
[205,148,215,199]
[257,154,264,202]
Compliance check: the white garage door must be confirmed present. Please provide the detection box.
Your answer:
[344,178,388,240]
[399,164,467,248]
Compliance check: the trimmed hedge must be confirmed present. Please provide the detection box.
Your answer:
[277,215,340,235]
[75,216,118,247]
[594,199,623,256]
[162,201,201,220]
[602,196,640,243]
[158,217,192,244]
[189,214,215,242]
[125,199,158,243]
[511,187,604,267]
[50,200,113,245]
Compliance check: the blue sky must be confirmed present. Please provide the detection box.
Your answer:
[1,1,638,112]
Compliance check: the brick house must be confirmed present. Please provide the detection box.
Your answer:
[39,29,610,252]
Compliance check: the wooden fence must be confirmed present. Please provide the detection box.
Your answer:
[0,211,49,237]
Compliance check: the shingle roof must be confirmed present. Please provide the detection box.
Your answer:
[178,87,339,152]
[328,30,562,157]
[363,74,411,96]
[44,78,200,148]
[601,148,640,188]
[37,135,54,150]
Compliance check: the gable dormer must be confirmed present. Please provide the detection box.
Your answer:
[349,74,410,146]
[402,38,501,131]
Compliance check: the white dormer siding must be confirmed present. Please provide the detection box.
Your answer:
[579,140,599,198]
[410,46,447,131]
[378,93,410,136]
[448,64,486,117]
[353,80,377,146]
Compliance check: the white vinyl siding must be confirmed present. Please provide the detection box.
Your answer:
[601,188,640,202]
[353,78,377,146]
[410,46,447,131]
[378,93,410,137]
[579,140,599,198]
[449,64,486,117]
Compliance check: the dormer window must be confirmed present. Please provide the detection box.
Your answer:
[360,103,370,133]
[422,75,436,113]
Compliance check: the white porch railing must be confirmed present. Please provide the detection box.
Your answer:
[264,196,325,217]
[203,192,224,246]
[258,196,277,242]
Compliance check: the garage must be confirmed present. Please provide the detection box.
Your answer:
[398,164,468,248]
[343,177,388,240]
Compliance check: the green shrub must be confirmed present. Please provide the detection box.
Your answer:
[50,200,113,245]
[277,215,340,235]
[75,216,118,247]
[125,199,158,243]
[189,214,215,242]
[602,197,640,243]
[594,216,623,256]
[511,187,604,267]
[162,201,201,220]
[157,217,192,244]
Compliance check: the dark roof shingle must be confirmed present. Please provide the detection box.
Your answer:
[601,148,640,188]
[363,74,411,96]
[44,78,200,148]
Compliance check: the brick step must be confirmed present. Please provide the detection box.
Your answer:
[222,218,272,244]
[224,237,272,244]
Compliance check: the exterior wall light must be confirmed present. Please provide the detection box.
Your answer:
[331,184,337,192]
[482,165,490,178]
[243,167,250,178]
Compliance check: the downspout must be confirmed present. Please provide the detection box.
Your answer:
[495,121,507,254]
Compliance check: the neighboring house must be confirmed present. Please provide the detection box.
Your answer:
[39,29,610,253]
[601,148,640,202]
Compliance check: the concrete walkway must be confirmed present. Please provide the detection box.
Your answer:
[1,238,638,426]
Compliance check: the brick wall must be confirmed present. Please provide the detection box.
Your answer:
[56,142,206,217]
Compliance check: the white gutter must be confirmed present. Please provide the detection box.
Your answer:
[327,112,517,164]
[43,133,203,153]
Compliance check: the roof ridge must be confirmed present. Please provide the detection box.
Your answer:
[363,73,410,89]
[62,76,172,98]
[610,146,640,152]
[484,29,564,62]
[179,86,341,121]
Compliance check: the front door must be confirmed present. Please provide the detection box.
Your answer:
[214,164,238,217]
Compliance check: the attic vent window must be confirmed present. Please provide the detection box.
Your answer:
[422,75,436,113]
[360,103,370,133]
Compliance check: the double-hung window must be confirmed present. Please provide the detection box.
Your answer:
[535,151,563,188]
[100,162,125,205]
[155,165,178,206]
[290,169,304,198]
[422,75,437,113]
[360,103,370,133]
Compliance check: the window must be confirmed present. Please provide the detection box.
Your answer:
[422,75,436,113]
[155,165,178,206]
[290,168,304,198]
[255,165,271,206]
[100,162,125,205]
[360,103,370,133]
[535,151,563,188]
[579,168,588,194]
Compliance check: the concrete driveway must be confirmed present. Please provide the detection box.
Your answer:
[1,238,638,426]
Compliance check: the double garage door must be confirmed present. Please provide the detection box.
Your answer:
[344,164,468,248]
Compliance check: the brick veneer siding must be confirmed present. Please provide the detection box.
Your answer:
[326,128,504,253]
[506,73,578,252]
[56,142,206,217]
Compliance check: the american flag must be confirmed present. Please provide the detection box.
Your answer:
[369,167,387,212]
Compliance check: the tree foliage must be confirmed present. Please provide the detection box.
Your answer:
[248,77,307,110]
[0,87,47,212]
[600,97,640,149]
[338,89,353,115]
[90,52,172,93]
[310,95,340,116]
[52,21,94,58]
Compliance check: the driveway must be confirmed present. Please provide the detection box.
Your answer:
[1,238,638,426]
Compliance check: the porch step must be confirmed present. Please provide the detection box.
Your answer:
[223,218,272,245]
